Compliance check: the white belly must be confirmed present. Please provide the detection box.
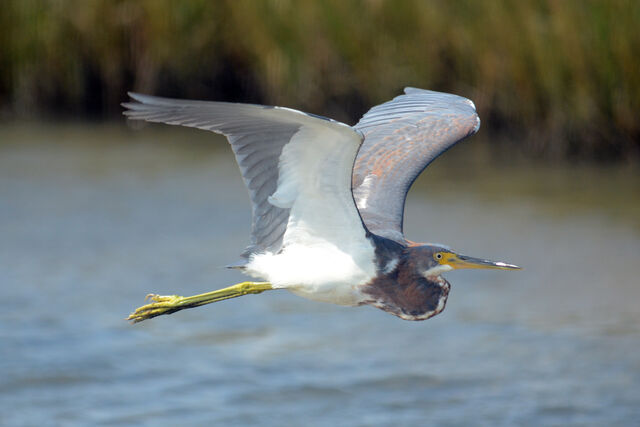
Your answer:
[244,242,377,306]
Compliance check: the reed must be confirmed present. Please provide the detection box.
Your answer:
[1,0,638,160]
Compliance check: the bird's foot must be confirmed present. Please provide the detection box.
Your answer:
[126,294,187,323]
[126,282,273,324]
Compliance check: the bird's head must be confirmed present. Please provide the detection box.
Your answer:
[407,244,521,278]
[364,243,520,321]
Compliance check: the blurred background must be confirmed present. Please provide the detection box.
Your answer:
[2,0,640,160]
[1,1,639,426]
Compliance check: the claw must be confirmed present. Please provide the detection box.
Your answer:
[126,294,184,323]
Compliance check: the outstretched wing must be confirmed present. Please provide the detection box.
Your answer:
[352,87,480,242]
[123,93,365,260]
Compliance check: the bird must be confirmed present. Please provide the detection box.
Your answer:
[123,87,520,323]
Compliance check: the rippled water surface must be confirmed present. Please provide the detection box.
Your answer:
[1,124,639,426]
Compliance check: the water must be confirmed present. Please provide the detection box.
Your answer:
[1,124,639,426]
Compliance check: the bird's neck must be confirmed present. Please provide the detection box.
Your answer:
[362,245,451,321]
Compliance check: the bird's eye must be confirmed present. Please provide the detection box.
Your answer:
[435,253,443,260]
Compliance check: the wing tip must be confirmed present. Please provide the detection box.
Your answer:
[123,91,189,108]
[121,92,189,118]
[121,104,135,116]
[128,92,153,106]
[121,92,152,116]
[472,115,481,134]
[403,86,427,95]
[403,86,478,112]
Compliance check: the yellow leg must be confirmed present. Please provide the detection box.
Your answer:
[127,281,273,323]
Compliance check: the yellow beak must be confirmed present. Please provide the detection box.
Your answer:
[443,253,521,271]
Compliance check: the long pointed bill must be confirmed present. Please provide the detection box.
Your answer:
[445,253,521,271]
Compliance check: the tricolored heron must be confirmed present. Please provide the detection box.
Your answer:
[124,87,520,323]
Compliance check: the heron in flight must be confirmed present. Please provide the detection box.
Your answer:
[124,87,520,323]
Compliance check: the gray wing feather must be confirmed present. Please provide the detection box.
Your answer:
[352,87,480,242]
[123,93,338,258]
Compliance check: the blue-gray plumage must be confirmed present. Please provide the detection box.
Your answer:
[123,88,519,323]
[353,88,480,242]
[124,95,317,256]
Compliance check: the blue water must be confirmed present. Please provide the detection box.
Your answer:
[1,125,639,426]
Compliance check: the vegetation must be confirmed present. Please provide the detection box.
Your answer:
[1,0,638,160]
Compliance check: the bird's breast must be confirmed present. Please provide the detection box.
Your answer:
[361,272,451,321]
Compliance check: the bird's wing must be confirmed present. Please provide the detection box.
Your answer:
[352,87,480,242]
[123,93,366,259]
